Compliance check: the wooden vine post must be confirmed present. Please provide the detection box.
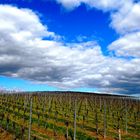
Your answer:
[74,98,77,140]
[125,100,128,134]
[104,99,107,139]
[28,96,33,140]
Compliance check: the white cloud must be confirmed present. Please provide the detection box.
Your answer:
[0,4,140,95]
[56,0,127,11]
[56,0,81,10]
[111,2,140,34]
[109,31,140,57]
[0,5,59,39]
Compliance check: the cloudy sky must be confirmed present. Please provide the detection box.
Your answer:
[0,0,140,96]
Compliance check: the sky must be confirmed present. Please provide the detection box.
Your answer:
[0,0,140,96]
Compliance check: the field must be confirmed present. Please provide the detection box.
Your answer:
[0,92,140,140]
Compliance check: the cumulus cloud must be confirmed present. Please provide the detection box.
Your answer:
[109,32,140,57]
[0,5,60,41]
[111,2,140,34]
[56,0,127,11]
[0,4,140,95]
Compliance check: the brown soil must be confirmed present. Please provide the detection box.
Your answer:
[0,128,14,140]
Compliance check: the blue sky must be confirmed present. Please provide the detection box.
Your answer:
[0,0,140,96]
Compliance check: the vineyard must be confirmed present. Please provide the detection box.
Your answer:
[0,92,140,140]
